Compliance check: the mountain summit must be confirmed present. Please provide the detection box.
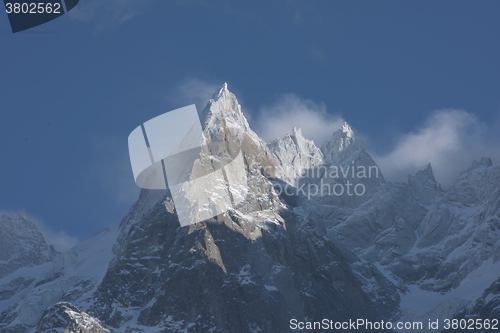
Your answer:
[0,213,57,279]
[322,122,368,164]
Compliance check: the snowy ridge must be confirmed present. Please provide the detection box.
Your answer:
[0,213,57,280]
[268,127,324,185]
[0,225,117,331]
[321,121,366,165]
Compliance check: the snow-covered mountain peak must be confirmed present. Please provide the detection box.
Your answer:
[470,156,493,170]
[341,121,354,138]
[321,121,365,160]
[291,126,301,138]
[454,157,494,183]
[212,81,229,99]
[411,163,436,183]
[290,126,313,147]
[444,156,498,205]
[458,157,494,177]
[0,213,57,278]
[154,84,281,233]
[192,83,276,174]
[200,82,251,134]
[321,121,379,168]
[268,127,324,184]
[196,84,276,171]
[408,163,442,204]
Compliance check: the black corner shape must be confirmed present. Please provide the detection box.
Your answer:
[63,0,78,11]
[4,0,80,33]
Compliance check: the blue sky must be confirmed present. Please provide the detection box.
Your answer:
[1,0,499,249]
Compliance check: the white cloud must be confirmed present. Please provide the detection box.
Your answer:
[253,93,344,146]
[373,109,499,186]
[167,78,220,115]
[36,221,79,252]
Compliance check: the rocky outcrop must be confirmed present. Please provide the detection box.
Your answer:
[36,302,110,333]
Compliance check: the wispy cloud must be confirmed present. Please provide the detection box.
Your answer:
[373,109,500,186]
[0,210,79,252]
[87,133,140,206]
[36,219,79,252]
[253,93,345,146]
[307,45,327,65]
[68,0,155,29]
[167,78,220,113]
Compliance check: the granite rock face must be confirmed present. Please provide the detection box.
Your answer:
[35,302,110,333]
[90,193,390,332]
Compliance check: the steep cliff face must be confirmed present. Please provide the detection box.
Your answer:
[90,193,389,332]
